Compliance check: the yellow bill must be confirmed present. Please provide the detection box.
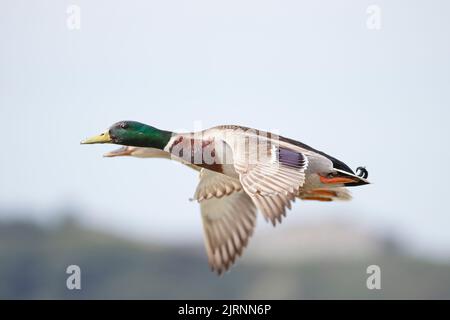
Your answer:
[81,131,112,144]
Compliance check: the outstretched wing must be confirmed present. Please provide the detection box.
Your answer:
[194,169,257,274]
[225,132,309,225]
[193,169,242,201]
[236,146,308,196]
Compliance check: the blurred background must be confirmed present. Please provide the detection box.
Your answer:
[1,0,450,299]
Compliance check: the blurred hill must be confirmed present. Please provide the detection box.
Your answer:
[1,215,450,299]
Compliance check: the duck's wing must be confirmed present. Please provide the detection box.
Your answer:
[233,144,308,226]
[208,128,309,226]
[194,169,257,275]
[194,168,242,201]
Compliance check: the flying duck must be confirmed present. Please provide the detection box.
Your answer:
[82,121,369,274]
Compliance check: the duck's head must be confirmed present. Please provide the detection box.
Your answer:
[81,121,173,149]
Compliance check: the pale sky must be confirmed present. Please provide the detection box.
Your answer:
[1,1,449,258]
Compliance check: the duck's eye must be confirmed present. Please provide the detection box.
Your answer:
[120,123,128,129]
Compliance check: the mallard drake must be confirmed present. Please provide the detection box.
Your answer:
[82,121,369,274]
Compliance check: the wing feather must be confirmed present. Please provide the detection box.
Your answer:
[195,169,257,274]
[200,192,257,274]
[193,169,242,201]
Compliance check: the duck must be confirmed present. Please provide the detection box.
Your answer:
[82,121,369,274]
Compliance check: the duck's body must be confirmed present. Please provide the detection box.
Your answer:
[82,121,369,274]
[104,145,352,202]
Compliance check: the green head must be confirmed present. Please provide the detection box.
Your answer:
[81,121,173,150]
